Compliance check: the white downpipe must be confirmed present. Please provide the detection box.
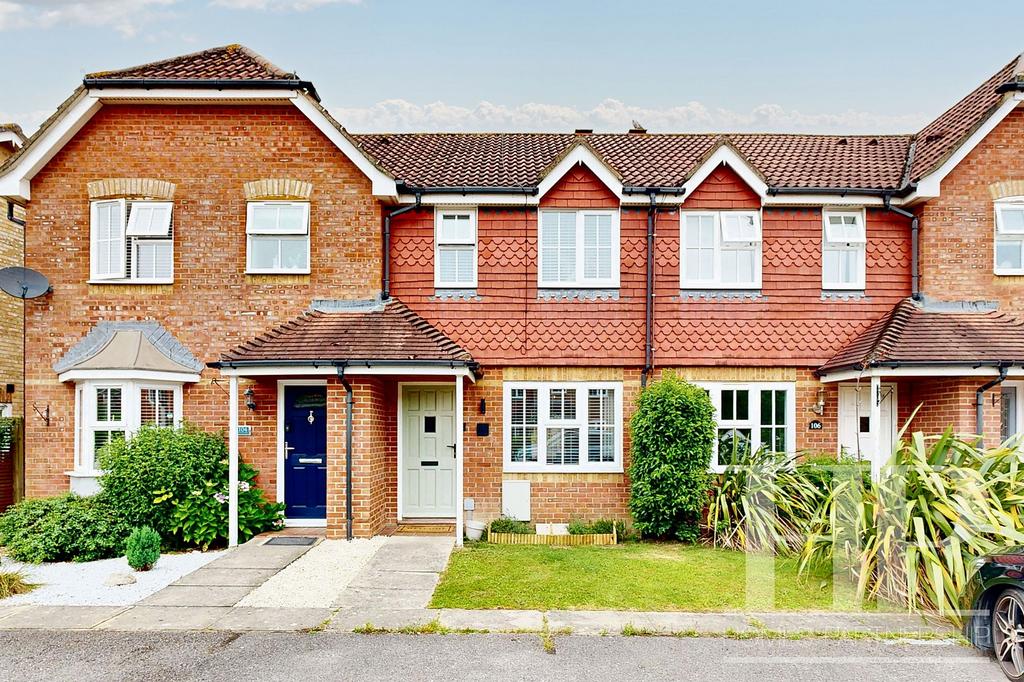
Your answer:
[455,376,464,547]
[228,375,240,547]
[869,374,882,482]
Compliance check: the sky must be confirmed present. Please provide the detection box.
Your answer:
[0,0,1022,136]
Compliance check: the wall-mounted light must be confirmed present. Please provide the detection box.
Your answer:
[810,387,827,416]
[244,387,257,411]
[479,398,486,415]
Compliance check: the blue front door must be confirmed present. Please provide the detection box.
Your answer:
[283,385,327,519]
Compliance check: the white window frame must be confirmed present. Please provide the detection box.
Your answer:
[822,209,867,290]
[434,207,478,288]
[537,209,620,288]
[693,381,796,473]
[679,210,762,289]
[503,381,623,473]
[72,379,183,475]
[994,198,1024,276]
[90,199,176,284]
[245,201,311,275]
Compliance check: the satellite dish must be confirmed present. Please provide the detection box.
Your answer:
[0,267,50,299]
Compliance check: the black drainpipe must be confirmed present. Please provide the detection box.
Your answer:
[336,363,355,541]
[976,365,1009,444]
[382,192,421,300]
[642,191,657,388]
[883,197,921,300]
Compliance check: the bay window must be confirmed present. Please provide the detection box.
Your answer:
[246,201,310,274]
[680,211,762,289]
[538,210,619,288]
[696,382,795,471]
[435,208,478,287]
[504,381,622,472]
[822,210,866,289]
[995,199,1024,275]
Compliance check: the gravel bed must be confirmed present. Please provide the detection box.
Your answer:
[239,538,386,608]
[0,550,223,606]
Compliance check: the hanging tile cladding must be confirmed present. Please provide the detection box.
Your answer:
[389,164,913,367]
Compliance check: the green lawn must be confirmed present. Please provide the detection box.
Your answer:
[431,542,884,612]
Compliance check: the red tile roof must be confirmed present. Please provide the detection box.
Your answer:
[910,56,1023,182]
[85,44,296,81]
[216,299,475,366]
[818,298,1024,375]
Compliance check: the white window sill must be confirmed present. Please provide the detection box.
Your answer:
[537,284,620,290]
[246,270,311,276]
[680,283,762,290]
[994,269,1024,277]
[66,468,105,478]
[434,282,478,289]
[822,283,866,291]
[504,464,623,475]
[88,279,174,285]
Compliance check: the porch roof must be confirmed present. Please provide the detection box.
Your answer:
[817,297,1024,377]
[211,298,477,371]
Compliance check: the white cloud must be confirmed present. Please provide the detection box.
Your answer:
[330,97,926,135]
[211,0,360,10]
[0,0,177,37]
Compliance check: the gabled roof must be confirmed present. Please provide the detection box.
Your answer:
[910,55,1023,182]
[85,44,296,82]
[215,299,475,366]
[817,298,1024,375]
[54,321,204,378]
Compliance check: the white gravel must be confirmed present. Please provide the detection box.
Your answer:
[239,537,386,608]
[0,550,223,606]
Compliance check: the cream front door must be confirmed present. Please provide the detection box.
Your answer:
[838,383,896,462]
[401,386,456,518]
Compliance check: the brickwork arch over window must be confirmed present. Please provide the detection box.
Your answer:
[243,178,314,201]
[87,178,176,201]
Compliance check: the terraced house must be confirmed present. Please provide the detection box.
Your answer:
[3,45,1024,543]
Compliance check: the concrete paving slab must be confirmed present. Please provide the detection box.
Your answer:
[209,546,310,570]
[545,610,752,635]
[141,585,253,607]
[334,586,434,610]
[348,569,440,591]
[363,537,454,574]
[0,605,127,630]
[755,611,955,635]
[0,604,32,623]
[438,609,544,632]
[209,607,333,632]
[173,568,277,587]
[328,607,438,631]
[97,606,232,631]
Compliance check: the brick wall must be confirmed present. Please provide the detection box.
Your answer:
[23,103,381,497]
[901,377,1001,445]
[0,141,22,417]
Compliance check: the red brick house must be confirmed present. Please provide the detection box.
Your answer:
[3,45,1024,543]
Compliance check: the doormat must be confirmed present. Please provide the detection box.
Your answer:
[264,536,317,546]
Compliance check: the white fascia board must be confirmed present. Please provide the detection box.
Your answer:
[536,145,623,200]
[681,145,768,201]
[399,192,537,206]
[217,365,476,381]
[0,131,23,148]
[397,190,882,208]
[291,94,397,198]
[89,88,297,101]
[817,365,1024,383]
[912,97,1022,200]
[0,92,102,201]
[58,369,201,383]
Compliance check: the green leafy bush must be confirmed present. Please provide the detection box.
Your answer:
[629,374,715,541]
[796,452,870,490]
[99,425,226,538]
[158,461,284,550]
[125,526,161,571]
[567,519,618,535]
[0,494,130,563]
[489,517,534,535]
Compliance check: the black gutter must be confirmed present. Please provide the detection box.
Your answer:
[996,81,1024,94]
[383,192,421,300]
[976,365,1009,444]
[767,186,917,199]
[83,78,321,102]
[337,363,355,541]
[883,197,921,300]
[622,186,687,195]
[641,192,657,388]
[816,359,1020,377]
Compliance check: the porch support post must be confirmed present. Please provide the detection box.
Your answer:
[869,374,882,482]
[455,375,464,547]
[228,375,240,547]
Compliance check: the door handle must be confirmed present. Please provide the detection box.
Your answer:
[285,442,296,453]
[447,444,456,458]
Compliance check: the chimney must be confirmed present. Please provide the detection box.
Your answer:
[574,128,593,135]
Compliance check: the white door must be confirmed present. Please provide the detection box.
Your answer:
[838,383,896,463]
[401,386,456,518]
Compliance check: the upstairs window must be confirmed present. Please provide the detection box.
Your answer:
[434,208,477,288]
[995,200,1024,275]
[822,210,866,290]
[246,201,310,274]
[538,210,619,288]
[680,211,762,289]
[90,199,174,282]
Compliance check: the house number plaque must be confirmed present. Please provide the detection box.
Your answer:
[808,420,823,431]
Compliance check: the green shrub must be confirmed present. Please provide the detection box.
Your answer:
[796,452,869,489]
[158,461,283,550]
[125,526,161,571]
[567,519,618,535]
[99,425,226,539]
[629,374,715,541]
[0,494,130,563]
[489,517,534,535]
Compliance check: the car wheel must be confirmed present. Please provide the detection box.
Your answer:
[993,587,1024,681]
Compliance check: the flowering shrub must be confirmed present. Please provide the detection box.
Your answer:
[157,461,283,550]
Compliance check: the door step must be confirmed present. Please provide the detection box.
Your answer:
[394,522,455,536]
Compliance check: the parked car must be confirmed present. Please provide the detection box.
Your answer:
[963,547,1024,681]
